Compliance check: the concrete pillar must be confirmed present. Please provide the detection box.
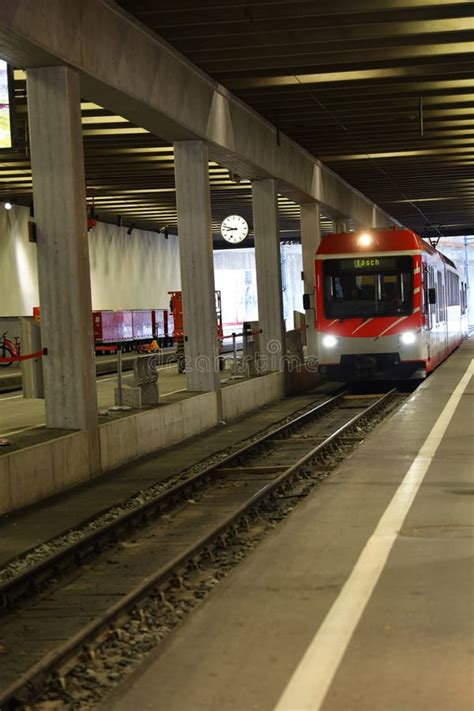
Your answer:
[371,205,379,228]
[300,202,321,358]
[335,218,348,233]
[252,179,284,372]
[27,66,98,437]
[174,140,219,392]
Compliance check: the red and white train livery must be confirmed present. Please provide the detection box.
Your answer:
[315,228,468,381]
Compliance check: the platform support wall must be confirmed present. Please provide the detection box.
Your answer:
[174,140,220,392]
[252,179,284,372]
[26,66,99,448]
[300,202,321,358]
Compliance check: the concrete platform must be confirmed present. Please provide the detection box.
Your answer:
[0,349,176,394]
[0,369,289,515]
[0,362,189,442]
[106,340,474,711]
[0,352,247,444]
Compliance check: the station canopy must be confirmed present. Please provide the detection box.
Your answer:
[1,0,473,241]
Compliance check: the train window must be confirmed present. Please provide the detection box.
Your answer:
[461,282,468,314]
[436,271,446,321]
[323,256,413,318]
[435,272,440,321]
[446,271,460,307]
[422,264,429,315]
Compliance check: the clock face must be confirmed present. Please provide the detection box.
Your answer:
[220,214,249,244]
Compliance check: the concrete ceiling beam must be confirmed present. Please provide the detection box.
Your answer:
[0,0,398,227]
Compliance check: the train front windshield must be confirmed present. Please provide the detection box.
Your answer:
[323,256,413,319]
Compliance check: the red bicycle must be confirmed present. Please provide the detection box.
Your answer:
[0,332,21,367]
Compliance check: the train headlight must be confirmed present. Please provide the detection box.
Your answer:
[400,331,416,345]
[322,335,339,348]
[358,233,372,247]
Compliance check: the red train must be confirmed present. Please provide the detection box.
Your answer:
[314,228,469,381]
[92,308,174,350]
[33,306,175,351]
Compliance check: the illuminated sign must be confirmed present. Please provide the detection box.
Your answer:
[353,258,380,268]
[339,257,397,272]
[0,60,13,150]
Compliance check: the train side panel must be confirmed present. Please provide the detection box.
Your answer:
[152,309,166,339]
[421,253,466,372]
[131,310,154,341]
[93,310,133,344]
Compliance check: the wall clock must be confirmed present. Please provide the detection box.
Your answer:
[220,214,249,244]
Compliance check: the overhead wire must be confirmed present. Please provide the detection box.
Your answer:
[285,70,446,239]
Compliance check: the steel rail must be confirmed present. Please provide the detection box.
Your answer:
[0,388,398,711]
[0,390,345,609]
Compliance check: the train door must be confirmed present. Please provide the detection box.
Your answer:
[423,262,436,363]
[437,268,448,357]
[422,263,432,332]
[429,264,439,362]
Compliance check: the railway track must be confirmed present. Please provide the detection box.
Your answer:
[0,388,404,709]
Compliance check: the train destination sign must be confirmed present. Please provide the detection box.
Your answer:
[338,257,397,272]
[353,258,380,268]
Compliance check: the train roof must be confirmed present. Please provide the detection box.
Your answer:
[317,228,459,271]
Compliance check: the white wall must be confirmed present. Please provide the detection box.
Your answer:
[89,222,180,310]
[0,203,181,317]
[213,244,304,332]
[281,243,304,323]
[0,204,38,316]
[213,248,258,331]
